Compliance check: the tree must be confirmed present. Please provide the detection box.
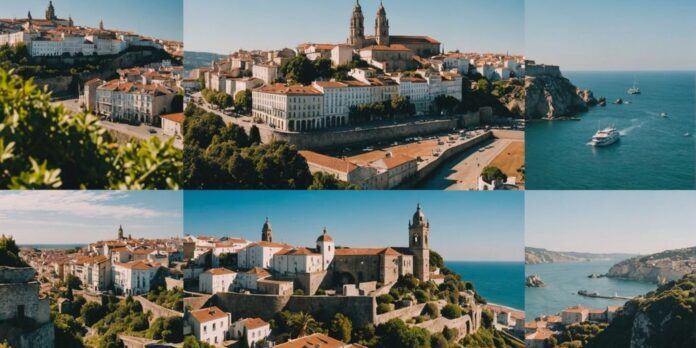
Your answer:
[430,250,444,269]
[249,125,261,145]
[376,319,431,348]
[440,304,462,319]
[329,313,352,343]
[148,316,184,343]
[424,303,440,319]
[309,172,358,190]
[0,68,181,189]
[54,313,86,348]
[477,78,490,93]
[80,302,105,327]
[66,274,82,290]
[0,234,27,267]
[481,309,494,329]
[234,89,252,112]
[280,55,317,85]
[314,58,333,79]
[481,166,507,184]
[430,333,449,348]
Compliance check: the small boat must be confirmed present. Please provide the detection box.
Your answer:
[591,127,621,147]
[614,98,623,105]
[685,133,691,137]
[628,76,641,95]
[660,112,668,117]
[598,97,607,107]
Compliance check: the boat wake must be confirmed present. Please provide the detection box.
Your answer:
[620,122,643,136]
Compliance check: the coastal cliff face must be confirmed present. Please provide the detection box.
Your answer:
[523,75,595,119]
[606,247,696,283]
[525,247,586,264]
[586,272,696,348]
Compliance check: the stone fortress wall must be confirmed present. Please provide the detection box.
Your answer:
[0,267,54,348]
[525,63,562,78]
[134,296,183,322]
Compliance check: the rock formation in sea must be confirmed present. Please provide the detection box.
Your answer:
[523,74,596,119]
[605,246,696,283]
[525,274,545,287]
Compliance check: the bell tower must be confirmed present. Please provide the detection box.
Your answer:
[408,204,430,281]
[117,225,124,240]
[261,217,273,242]
[348,0,365,48]
[375,1,390,46]
[45,1,56,21]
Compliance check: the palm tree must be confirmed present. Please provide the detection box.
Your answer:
[294,312,320,338]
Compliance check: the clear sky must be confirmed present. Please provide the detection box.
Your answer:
[184,191,524,262]
[0,191,183,244]
[184,0,524,55]
[526,0,696,71]
[526,191,696,254]
[0,0,183,41]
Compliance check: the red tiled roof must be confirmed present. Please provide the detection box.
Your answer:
[190,306,228,323]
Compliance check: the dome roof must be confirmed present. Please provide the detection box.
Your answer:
[412,203,426,225]
[262,217,272,232]
[316,227,334,242]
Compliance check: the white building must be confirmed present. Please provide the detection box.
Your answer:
[252,84,324,132]
[160,112,184,137]
[95,79,177,124]
[271,248,323,276]
[235,267,271,291]
[112,260,160,296]
[252,63,279,85]
[230,318,271,348]
[237,241,289,269]
[199,268,237,294]
[331,44,353,66]
[188,306,231,346]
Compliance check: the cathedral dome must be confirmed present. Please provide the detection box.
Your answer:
[316,227,334,242]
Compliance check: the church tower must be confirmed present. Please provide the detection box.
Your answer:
[408,204,430,281]
[99,19,104,31]
[261,217,273,242]
[375,1,390,46]
[45,1,56,21]
[348,0,365,48]
[27,11,32,21]
[68,16,73,27]
[316,227,335,271]
[117,225,124,240]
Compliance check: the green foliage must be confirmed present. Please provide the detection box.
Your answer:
[476,78,490,93]
[460,326,524,348]
[92,297,151,347]
[348,95,416,125]
[183,106,315,189]
[183,336,214,348]
[430,250,444,269]
[440,304,462,319]
[280,55,317,85]
[557,322,608,346]
[234,89,252,112]
[309,171,359,190]
[146,286,184,311]
[442,326,458,341]
[433,94,460,115]
[272,311,324,340]
[66,274,82,290]
[0,234,27,267]
[377,303,392,314]
[329,313,352,343]
[430,332,449,348]
[414,289,429,303]
[148,316,184,343]
[375,319,431,348]
[201,88,233,109]
[54,313,87,348]
[354,324,378,346]
[80,302,106,327]
[424,302,440,319]
[293,289,305,295]
[481,309,494,329]
[587,273,696,348]
[0,68,182,189]
[481,166,507,184]
[377,294,395,305]
[248,125,261,145]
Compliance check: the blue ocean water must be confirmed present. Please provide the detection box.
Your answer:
[20,244,86,250]
[446,261,524,310]
[525,260,656,320]
[526,71,695,189]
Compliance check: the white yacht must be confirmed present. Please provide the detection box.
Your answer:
[591,127,621,146]
[627,77,641,95]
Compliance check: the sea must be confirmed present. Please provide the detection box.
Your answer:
[20,244,87,250]
[446,261,525,311]
[526,71,695,190]
[525,260,656,320]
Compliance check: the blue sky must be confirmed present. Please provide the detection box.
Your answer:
[0,191,183,244]
[526,0,696,71]
[0,0,183,41]
[526,191,696,254]
[184,0,524,55]
[184,191,525,262]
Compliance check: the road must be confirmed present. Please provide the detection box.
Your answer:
[55,98,183,149]
[444,138,517,190]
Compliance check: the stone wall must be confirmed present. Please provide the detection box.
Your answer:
[257,118,459,150]
[414,315,475,339]
[295,271,331,295]
[183,294,212,312]
[0,267,36,283]
[0,281,41,321]
[525,64,562,78]
[212,292,376,326]
[134,296,183,322]
[2,321,54,348]
[374,303,426,325]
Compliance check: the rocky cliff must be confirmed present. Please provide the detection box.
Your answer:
[586,272,696,348]
[606,246,696,283]
[525,247,633,265]
[523,75,596,119]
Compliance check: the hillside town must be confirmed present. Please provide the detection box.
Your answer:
[176,204,524,347]
[5,228,187,347]
[525,305,622,348]
[0,1,182,58]
[185,1,526,190]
